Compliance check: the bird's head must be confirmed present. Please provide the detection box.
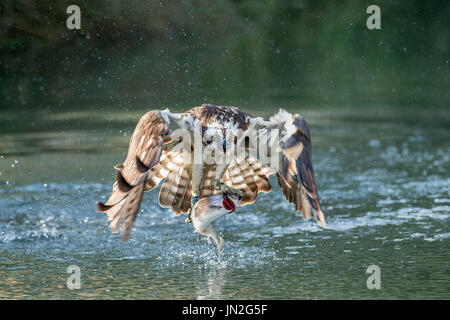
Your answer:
[203,127,237,153]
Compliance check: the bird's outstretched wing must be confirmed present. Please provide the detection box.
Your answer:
[97,110,193,242]
[249,110,327,227]
[121,110,172,186]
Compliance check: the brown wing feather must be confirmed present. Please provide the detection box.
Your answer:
[97,173,145,242]
[276,173,311,219]
[144,161,167,191]
[278,115,327,227]
[199,164,222,198]
[157,152,193,214]
[121,110,171,186]
[97,110,172,242]
[222,156,275,206]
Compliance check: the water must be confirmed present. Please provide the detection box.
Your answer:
[0,106,449,299]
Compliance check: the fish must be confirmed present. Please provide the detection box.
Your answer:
[189,193,241,258]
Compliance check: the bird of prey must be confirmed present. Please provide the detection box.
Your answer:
[97,103,327,243]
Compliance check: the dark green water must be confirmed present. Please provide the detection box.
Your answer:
[0,104,448,299]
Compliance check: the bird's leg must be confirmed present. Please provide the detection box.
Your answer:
[211,163,242,198]
[186,163,203,223]
[191,162,203,206]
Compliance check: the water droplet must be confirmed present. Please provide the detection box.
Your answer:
[369,139,381,148]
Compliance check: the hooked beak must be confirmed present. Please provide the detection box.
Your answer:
[222,138,227,153]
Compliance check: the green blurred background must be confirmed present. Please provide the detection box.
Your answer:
[1,0,449,113]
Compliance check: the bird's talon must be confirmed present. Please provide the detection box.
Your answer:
[223,187,242,199]
[185,208,193,223]
[211,180,221,190]
[191,195,200,207]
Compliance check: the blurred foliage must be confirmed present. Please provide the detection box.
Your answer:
[0,0,449,111]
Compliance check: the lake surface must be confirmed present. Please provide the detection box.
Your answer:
[0,105,449,299]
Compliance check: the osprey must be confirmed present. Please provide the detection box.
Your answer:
[97,104,327,243]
